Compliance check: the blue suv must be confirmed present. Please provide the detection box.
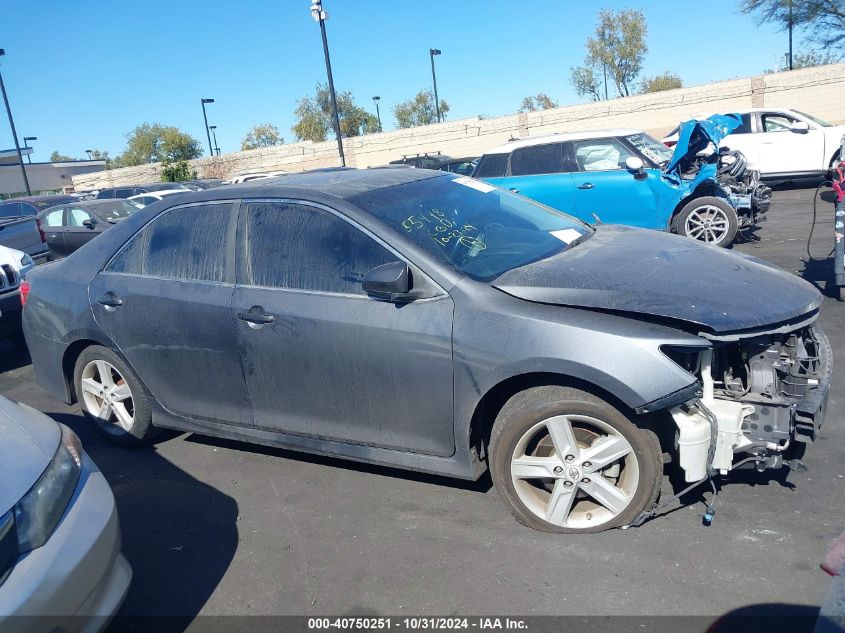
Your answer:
[474,115,768,247]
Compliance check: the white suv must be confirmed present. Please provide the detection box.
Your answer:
[664,108,844,179]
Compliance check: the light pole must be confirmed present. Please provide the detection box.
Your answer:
[372,96,381,132]
[22,136,36,163]
[310,1,345,166]
[201,98,214,157]
[85,149,93,160]
[0,49,31,195]
[787,0,793,70]
[429,48,442,123]
[209,125,220,156]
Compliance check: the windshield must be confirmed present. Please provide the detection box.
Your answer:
[350,175,592,282]
[625,133,673,166]
[94,200,140,221]
[792,110,832,127]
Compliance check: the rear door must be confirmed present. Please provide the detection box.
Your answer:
[89,201,253,427]
[486,143,576,214]
[570,137,661,228]
[231,199,455,456]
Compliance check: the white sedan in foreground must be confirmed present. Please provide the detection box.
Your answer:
[664,108,844,179]
[0,397,131,632]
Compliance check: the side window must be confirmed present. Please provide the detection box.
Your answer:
[107,204,232,282]
[572,138,634,172]
[115,188,133,198]
[245,202,395,295]
[761,112,797,133]
[42,208,65,227]
[510,144,566,176]
[0,203,21,218]
[473,153,509,179]
[68,208,92,226]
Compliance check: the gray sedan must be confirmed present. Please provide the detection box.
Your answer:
[0,396,131,631]
[21,167,832,533]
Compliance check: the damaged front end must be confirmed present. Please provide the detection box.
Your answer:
[667,114,772,232]
[666,325,832,482]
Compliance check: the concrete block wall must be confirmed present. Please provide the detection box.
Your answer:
[71,63,845,190]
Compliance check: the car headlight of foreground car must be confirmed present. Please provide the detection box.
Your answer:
[14,426,83,554]
[19,253,33,268]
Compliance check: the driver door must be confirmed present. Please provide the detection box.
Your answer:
[569,138,661,229]
[756,111,825,175]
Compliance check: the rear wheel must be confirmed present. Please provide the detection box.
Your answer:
[673,196,738,247]
[489,386,662,533]
[73,345,155,445]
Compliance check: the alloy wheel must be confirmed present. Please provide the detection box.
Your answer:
[509,415,639,529]
[684,205,730,244]
[80,360,135,432]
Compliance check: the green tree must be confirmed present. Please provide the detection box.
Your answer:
[518,93,559,112]
[765,48,841,72]
[393,89,450,128]
[161,160,198,182]
[291,84,378,142]
[639,71,683,93]
[116,123,203,166]
[570,9,648,99]
[739,0,845,50]
[49,151,75,162]
[241,123,284,150]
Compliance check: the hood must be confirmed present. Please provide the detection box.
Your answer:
[0,245,25,271]
[664,114,742,178]
[492,225,823,334]
[0,397,61,515]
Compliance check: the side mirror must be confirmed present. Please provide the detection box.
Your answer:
[790,121,810,133]
[362,261,412,302]
[82,218,96,229]
[625,156,646,179]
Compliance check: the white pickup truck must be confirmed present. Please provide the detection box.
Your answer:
[664,108,844,179]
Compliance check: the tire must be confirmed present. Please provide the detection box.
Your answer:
[73,345,155,446]
[489,386,662,534]
[672,196,739,247]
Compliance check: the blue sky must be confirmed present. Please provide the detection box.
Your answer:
[0,0,796,162]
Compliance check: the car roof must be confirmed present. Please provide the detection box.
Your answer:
[167,167,445,202]
[1,195,77,203]
[483,129,642,155]
[39,199,135,212]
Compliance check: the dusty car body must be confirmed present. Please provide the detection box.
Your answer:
[21,168,831,533]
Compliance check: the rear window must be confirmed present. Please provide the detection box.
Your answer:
[93,201,139,222]
[473,153,509,178]
[733,114,753,134]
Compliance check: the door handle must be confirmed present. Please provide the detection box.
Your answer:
[577,182,595,190]
[237,308,275,325]
[96,293,123,307]
[508,187,520,193]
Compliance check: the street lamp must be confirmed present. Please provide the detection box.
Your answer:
[310,1,345,166]
[209,125,220,156]
[22,136,36,163]
[0,49,31,195]
[201,98,215,157]
[85,149,93,160]
[429,48,442,123]
[372,96,382,132]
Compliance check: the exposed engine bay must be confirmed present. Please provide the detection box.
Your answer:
[667,325,831,482]
[717,147,773,229]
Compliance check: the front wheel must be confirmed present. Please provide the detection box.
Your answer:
[489,386,662,533]
[672,196,738,247]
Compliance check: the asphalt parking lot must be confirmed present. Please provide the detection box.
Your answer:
[1,184,842,625]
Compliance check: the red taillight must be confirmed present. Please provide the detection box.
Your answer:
[19,279,30,307]
[35,218,46,243]
[664,141,676,148]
